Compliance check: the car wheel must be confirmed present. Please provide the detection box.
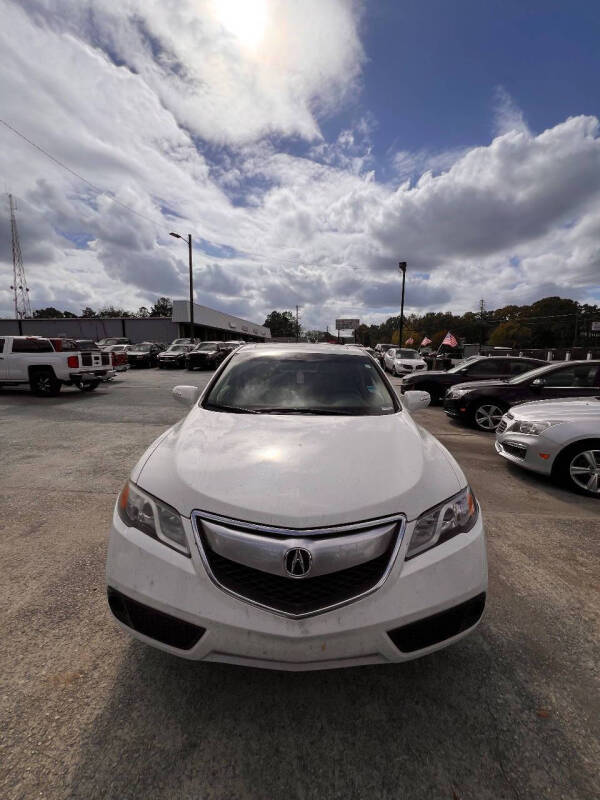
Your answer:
[555,440,600,498]
[472,401,506,432]
[30,369,61,397]
[82,381,100,392]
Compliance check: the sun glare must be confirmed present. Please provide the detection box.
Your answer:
[212,0,268,51]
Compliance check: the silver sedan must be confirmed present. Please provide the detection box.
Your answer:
[495,397,600,496]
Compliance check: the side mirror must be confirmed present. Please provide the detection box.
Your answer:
[402,390,431,412]
[530,378,545,391]
[172,385,201,406]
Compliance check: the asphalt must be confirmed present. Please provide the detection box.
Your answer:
[1,368,598,800]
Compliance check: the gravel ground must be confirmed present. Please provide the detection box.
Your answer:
[1,368,598,800]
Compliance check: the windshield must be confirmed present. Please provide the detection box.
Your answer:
[194,342,219,351]
[168,345,186,352]
[508,363,554,384]
[133,343,152,352]
[204,352,397,415]
[396,349,417,359]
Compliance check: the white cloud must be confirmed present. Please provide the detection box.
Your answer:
[1,0,599,331]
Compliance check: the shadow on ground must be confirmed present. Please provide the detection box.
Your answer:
[66,620,595,800]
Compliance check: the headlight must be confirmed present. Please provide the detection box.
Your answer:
[511,420,560,435]
[448,388,469,398]
[407,487,478,559]
[117,481,190,556]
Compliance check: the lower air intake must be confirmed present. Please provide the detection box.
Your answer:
[388,593,486,653]
[107,587,205,650]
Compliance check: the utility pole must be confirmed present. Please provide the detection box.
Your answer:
[295,305,299,342]
[8,194,32,319]
[398,261,407,346]
[478,298,486,351]
[170,231,194,340]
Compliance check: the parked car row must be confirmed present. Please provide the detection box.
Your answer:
[92,338,245,370]
[399,357,600,498]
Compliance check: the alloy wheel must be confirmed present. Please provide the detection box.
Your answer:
[569,450,600,494]
[474,404,505,431]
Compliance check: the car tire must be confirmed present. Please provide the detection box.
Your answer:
[471,400,507,432]
[82,381,100,392]
[30,369,61,397]
[553,439,600,498]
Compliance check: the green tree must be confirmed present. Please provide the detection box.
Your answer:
[137,306,150,318]
[98,306,132,317]
[81,307,97,318]
[33,307,64,318]
[488,320,532,348]
[263,310,298,338]
[63,310,77,318]
[150,297,173,317]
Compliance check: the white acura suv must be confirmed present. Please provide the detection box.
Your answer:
[106,344,487,670]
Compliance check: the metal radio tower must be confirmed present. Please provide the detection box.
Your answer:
[8,194,31,319]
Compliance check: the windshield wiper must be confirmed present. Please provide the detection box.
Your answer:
[204,403,259,414]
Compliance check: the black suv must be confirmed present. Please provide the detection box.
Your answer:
[186,341,238,370]
[401,355,545,404]
[443,360,600,431]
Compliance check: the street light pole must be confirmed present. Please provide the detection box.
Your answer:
[170,231,195,341]
[398,261,407,346]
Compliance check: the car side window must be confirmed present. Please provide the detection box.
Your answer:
[508,360,538,376]
[11,338,53,353]
[541,365,600,388]
[465,359,502,376]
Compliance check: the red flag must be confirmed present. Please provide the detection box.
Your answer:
[420,337,432,346]
[405,337,414,345]
[442,332,458,348]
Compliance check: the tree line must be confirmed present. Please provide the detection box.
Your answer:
[30,297,173,319]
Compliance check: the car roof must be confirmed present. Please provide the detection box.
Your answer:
[235,343,368,356]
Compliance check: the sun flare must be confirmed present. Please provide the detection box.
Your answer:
[212,0,268,51]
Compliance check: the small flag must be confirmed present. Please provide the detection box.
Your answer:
[442,332,458,348]
[405,337,414,345]
[420,337,432,346]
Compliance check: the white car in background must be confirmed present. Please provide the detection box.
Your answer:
[384,348,428,376]
[495,397,600,497]
[106,344,487,670]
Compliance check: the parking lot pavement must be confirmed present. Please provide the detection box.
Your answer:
[1,369,598,800]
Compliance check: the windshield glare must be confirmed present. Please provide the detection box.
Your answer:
[168,345,186,352]
[134,344,152,352]
[448,356,479,373]
[508,363,554,384]
[204,352,397,415]
[195,343,219,351]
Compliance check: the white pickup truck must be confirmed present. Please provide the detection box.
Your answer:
[0,335,115,396]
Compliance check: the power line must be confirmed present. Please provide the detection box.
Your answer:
[0,118,169,227]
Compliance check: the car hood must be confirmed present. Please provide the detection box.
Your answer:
[510,397,600,420]
[192,349,218,356]
[396,359,426,366]
[134,408,465,527]
[405,370,447,379]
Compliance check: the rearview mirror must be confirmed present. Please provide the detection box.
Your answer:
[172,385,201,406]
[402,390,431,412]
[530,378,545,390]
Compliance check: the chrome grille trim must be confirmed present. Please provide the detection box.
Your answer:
[191,510,406,619]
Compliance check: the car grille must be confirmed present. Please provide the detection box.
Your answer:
[496,412,513,435]
[192,512,405,618]
[502,441,527,459]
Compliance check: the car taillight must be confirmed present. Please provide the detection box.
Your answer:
[67,355,79,368]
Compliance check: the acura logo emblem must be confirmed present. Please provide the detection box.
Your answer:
[284,547,312,578]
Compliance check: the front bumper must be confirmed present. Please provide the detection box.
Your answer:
[495,429,555,475]
[106,509,487,670]
[443,396,469,418]
[158,358,184,367]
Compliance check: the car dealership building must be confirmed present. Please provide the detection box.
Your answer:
[0,300,271,344]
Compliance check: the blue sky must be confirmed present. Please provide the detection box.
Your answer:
[1,0,599,326]
[359,0,600,156]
